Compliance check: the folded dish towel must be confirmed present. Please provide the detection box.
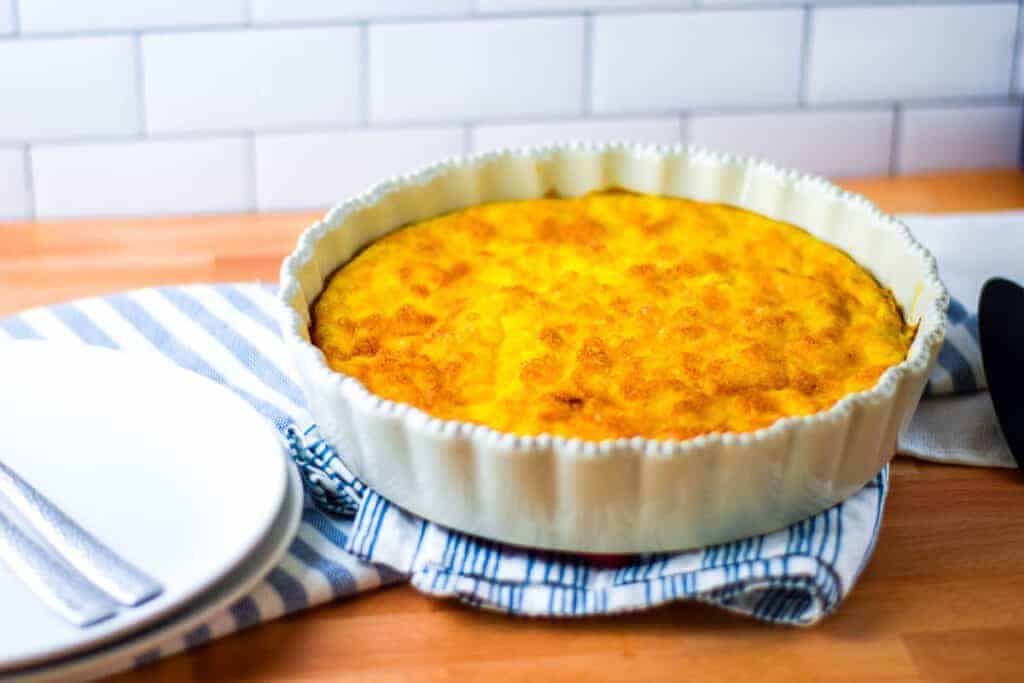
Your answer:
[0,211,1016,674]
[899,295,1013,467]
[895,212,1021,468]
[295,421,887,622]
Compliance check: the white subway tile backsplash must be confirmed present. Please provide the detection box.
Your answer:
[252,0,471,23]
[31,137,250,218]
[0,37,138,141]
[478,0,689,10]
[0,2,1016,221]
[19,0,245,33]
[369,18,584,123]
[254,127,464,211]
[1016,9,1024,95]
[687,109,894,178]
[591,11,803,114]
[898,104,1023,174]
[471,117,680,153]
[143,28,361,134]
[701,0,901,4]
[808,4,1018,104]
[0,0,13,34]
[0,149,29,220]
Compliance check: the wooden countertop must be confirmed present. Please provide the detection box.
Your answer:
[2,170,1023,682]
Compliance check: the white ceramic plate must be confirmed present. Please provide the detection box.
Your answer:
[0,341,290,672]
[8,463,303,683]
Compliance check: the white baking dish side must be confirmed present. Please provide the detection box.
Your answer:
[278,143,948,553]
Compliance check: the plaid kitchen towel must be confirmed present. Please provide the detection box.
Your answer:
[0,277,1000,675]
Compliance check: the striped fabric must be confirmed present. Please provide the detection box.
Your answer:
[344,464,884,623]
[925,297,985,395]
[0,285,982,670]
[0,284,394,671]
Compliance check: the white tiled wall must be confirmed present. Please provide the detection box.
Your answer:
[472,117,680,153]
[0,0,1020,219]
[898,104,1024,174]
[688,109,895,178]
[479,0,686,10]
[807,5,1018,103]
[31,138,250,218]
[0,36,139,141]
[370,18,584,122]
[251,1,473,23]
[592,10,804,112]
[0,148,28,219]
[17,0,246,33]
[143,28,362,133]
[254,127,465,211]
[0,0,13,34]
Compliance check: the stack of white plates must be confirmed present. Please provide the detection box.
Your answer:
[0,342,302,682]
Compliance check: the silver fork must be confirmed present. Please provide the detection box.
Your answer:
[0,459,163,626]
[0,507,118,626]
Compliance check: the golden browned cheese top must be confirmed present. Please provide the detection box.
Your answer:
[312,192,914,441]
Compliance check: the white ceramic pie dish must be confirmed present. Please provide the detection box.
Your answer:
[278,143,948,553]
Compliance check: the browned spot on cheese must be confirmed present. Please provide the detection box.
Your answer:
[551,392,585,411]
[520,355,562,384]
[577,337,613,373]
[642,218,673,236]
[627,263,657,281]
[351,337,380,358]
[539,326,565,348]
[440,261,471,286]
[392,305,437,336]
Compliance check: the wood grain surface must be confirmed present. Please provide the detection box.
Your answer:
[2,170,1023,682]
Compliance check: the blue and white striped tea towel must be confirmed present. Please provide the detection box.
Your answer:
[0,285,398,674]
[0,254,1002,674]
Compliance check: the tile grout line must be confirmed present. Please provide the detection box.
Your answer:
[10,0,19,34]
[6,93,1021,150]
[1,21,252,41]
[1018,0,1023,168]
[244,131,258,212]
[1010,0,1023,96]
[359,22,370,127]
[22,143,35,220]
[581,12,593,117]
[797,5,813,107]
[133,32,147,137]
[889,104,902,176]
[0,2,945,43]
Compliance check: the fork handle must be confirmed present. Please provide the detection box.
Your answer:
[0,507,118,626]
[0,460,162,606]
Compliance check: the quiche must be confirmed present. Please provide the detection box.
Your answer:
[311,191,914,442]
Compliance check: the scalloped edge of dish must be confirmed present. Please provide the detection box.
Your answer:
[277,142,947,552]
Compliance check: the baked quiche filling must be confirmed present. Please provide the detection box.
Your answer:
[312,191,914,441]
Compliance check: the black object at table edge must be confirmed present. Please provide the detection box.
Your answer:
[978,277,1024,469]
